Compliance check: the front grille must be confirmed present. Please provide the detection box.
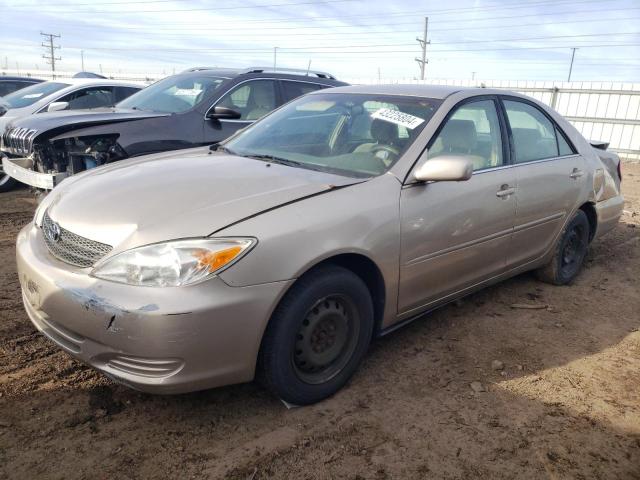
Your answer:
[1,127,38,156]
[41,211,113,268]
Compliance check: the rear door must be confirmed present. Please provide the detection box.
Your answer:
[500,97,585,267]
[398,97,516,314]
[279,80,327,104]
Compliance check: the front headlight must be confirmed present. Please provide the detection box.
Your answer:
[90,238,256,287]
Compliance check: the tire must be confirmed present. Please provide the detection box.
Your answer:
[535,209,590,285]
[0,171,18,193]
[258,265,374,405]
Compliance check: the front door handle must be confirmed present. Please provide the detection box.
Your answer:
[570,168,584,179]
[496,184,516,198]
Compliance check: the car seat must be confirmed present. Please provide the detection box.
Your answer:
[246,84,276,121]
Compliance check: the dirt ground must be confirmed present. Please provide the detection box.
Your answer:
[0,165,639,480]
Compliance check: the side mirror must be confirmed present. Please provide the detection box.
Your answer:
[413,155,474,182]
[206,106,242,120]
[47,101,69,112]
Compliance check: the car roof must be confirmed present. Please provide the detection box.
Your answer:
[311,84,507,99]
[53,78,146,87]
[179,67,341,82]
[0,76,44,83]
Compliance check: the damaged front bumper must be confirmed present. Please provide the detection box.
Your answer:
[16,222,292,394]
[2,156,68,189]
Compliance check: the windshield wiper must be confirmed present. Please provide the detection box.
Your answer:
[241,154,303,168]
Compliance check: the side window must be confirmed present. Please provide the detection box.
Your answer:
[216,80,277,121]
[0,83,14,96]
[281,81,325,103]
[429,99,503,171]
[0,82,24,96]
[114,86,140,103]
[503,100,559,163]
[556,127,575,156]
[58,87,115,110]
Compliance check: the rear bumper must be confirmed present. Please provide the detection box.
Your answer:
[16,222,292,394]
[2,156,68,189]
[594,194,624,240]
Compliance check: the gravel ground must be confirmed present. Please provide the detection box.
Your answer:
[0,164,639,480]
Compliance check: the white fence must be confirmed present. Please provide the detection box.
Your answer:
[2,70,639,161]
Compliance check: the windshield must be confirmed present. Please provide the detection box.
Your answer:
[224,92,441,177]
[3,82,69,109]
[118,74,225,113]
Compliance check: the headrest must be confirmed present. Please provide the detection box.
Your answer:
[251,85,274,106]
[511,128,541,146]
[370,119,398,144]
[440,119,477,153]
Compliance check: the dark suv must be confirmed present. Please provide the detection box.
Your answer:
[1,67,347,191]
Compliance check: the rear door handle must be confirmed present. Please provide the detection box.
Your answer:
[570,168,584,179]
[496,184,516,198]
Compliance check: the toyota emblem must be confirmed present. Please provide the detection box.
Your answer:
[45,221,62,243]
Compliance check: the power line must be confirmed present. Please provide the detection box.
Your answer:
[22,0,190,5]
[431,32,640,46]
[41,42,640,53]
[34,4,640,32]
[45,16,640,38]
[33,32,640,52]
[7,0,620,14]
[10,0,358,13]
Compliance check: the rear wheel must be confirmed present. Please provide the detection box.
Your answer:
[258,265,374,405]
[536,209,590,285]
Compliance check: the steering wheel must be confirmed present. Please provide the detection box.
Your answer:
[371,144,401,166]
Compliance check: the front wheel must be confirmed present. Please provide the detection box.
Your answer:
[536,209,590,285]
[258,265,374,405]
[0,166,18,193]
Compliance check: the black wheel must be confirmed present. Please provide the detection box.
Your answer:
[258,265,374,405]
[0,166,18,193]
[536,209,590,285]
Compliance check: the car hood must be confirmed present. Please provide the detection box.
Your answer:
[4,108,169,137]
[45,148,362,252]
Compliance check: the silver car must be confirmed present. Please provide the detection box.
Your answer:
[16,85,624,404]
[0,78,143,192]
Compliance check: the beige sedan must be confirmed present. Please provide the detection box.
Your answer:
[16,85,623,404]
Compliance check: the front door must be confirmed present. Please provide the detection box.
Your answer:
[204,79,278,144]
[398,98,516,315]
[501,98,586,267]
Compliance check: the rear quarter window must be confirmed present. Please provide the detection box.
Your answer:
[281,81,326,103]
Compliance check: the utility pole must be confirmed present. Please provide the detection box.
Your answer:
[41,32,61,78]
[81,50,85,71]
[472,71,476,81]
[415,17,429,81]
[567,47,578,82]
[273,47,278,71]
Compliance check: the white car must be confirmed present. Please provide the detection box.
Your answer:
[0,78,144,191]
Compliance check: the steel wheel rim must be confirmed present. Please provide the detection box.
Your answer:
[292,295,360,385]
[0,164,8,186]
[560,224,586,278]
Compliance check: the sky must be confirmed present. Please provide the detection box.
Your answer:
[1,0,639,82]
